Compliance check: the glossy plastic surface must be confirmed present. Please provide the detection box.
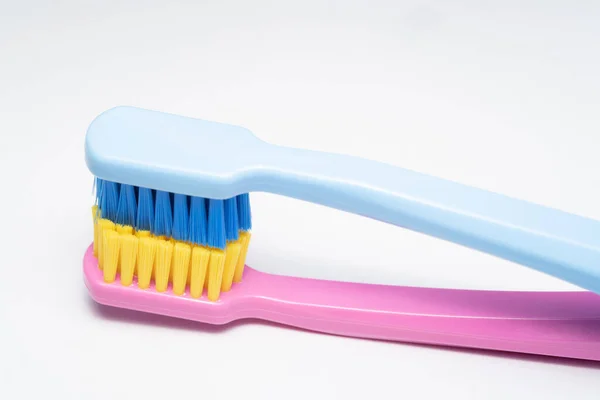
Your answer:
[85,106,600,295]
[83,245,600,361]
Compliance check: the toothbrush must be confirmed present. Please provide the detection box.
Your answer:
[84,106,600,361]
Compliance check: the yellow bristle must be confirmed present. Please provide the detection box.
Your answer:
[169,237,176,282]
[154,239,173,292]
[189,246,210,298]
[92,206,99,257]
[233,231,251,283]
[97,219,116,270]
[221,241,242,292]
[134,230,150,275]
[102,229,120,283]
[207,249,225,301]
[116,224,133,235]
[119,234,138,286]
[172,243,191,295]
[137,236,157,289]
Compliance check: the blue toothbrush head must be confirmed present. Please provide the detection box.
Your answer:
[85,106,266,199]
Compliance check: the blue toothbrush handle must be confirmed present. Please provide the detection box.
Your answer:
[254,144,600,294]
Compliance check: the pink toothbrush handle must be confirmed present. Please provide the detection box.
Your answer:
[83,245,600,361]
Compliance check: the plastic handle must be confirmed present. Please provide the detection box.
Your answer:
[253,144,600,295]
[244,267,600,361]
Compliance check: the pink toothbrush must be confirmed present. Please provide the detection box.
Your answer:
[83,246,600,361]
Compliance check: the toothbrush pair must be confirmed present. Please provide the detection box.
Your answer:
[84,106,600,362]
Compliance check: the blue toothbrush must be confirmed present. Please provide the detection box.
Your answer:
[86,106,600,295]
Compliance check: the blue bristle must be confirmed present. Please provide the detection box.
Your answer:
[115,184,137,226]
[94,179,250,247]
[172,193,189,242]
[135,187,154,231]
[153,190,173,237]
[224,197,239,241]
[100,180,120,221]
[237,193,252,231]
[95,178,104,206]
[207,199,226,249]
[189,196,208,245]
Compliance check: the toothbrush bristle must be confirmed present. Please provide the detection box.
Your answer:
[207,199,226,250]
[153,190,173,237]
[172,194,190,242]
[237,193,252,231]
[189,196,208,246]
[100,180,120,221]
[115,184,137,226]
[224,197,239,242]
[92,179,252,301]
[135,187,154,232]
[94,177,103,205]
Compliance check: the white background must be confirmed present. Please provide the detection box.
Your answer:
[1,1,600,398]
